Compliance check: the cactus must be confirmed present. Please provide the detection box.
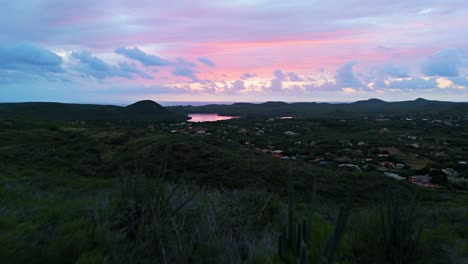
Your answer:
[300,241,309,264]
[288,174,297,253]
[278,173,353,264]
[320,193,354,264]
[380,184,420,264]
[278,173,315,263]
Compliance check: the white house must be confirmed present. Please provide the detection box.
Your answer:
[384,172,406,180]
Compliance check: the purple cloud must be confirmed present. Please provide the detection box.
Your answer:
[172,66,199,81]
[0,43,63,74]
[176,58,197,68]
[287,72,303,81]
[388,77,438,90]
[231,80,246,93]
[449,76,468,87]
[335,61,362,86]
[1,0,466,48]
[381,64,410,78]
[270,69,286,92]
[97,85,194,95]
[72,50,153,79]
[422,49,463,77]
[241,72,257,79]
[118,62,154,80]
[115,47,171,66]
[198,57,215,67]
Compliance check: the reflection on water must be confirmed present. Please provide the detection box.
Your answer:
[188,113,239,122]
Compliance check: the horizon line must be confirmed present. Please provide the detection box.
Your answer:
[1,97,468,107]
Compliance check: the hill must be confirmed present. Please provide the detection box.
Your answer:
[125,100,167,113]
[0,100,187,122]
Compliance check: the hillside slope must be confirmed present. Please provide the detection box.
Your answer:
[0,100,187,122]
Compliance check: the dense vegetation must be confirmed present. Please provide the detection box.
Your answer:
[1,101,467,263]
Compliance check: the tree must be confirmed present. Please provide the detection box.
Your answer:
[429,170,448,185]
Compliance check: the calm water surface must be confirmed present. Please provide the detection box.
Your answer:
[188,113,240,122]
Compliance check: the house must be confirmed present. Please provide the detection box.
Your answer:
[272,153,283,158]
[408,143,421,149]
[381,162,396,169]
[339,140,352,146]
[410,175,431,182]
[432,151,447,157]
[272,150,284,154]
[71,120,87,125]
[190,127,208,133]
[448,176,468,183]
[395,163,405,170]
[379,128,391,133]
[319,161,330,166]
[409,175,439,188]
[338,164,360,169]
[442,168,458,177]
[384,172,406,181]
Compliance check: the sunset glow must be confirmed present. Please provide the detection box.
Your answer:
[1,0,467,103]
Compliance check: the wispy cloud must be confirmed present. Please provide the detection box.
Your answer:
[115,47,171,66]
[72,50,153,79]
[422,49,463,77]
[0,43,63,74]
[198,57,215,67]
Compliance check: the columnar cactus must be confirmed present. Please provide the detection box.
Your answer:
[278,173,353,264]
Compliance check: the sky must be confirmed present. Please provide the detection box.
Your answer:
[1,0,468,103]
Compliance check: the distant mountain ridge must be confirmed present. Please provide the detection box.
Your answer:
[0,100,187,122]
[1,98,466,121]
[168,98,468,117]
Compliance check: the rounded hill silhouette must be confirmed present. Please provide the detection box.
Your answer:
[125,100,166,113]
